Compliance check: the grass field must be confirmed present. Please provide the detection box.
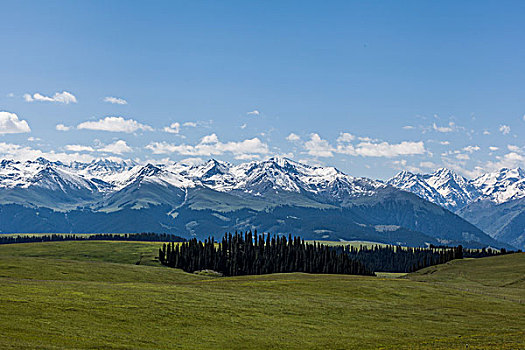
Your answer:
[0,241,523,349]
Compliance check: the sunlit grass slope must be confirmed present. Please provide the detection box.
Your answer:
[0,240,163,266]
[408,254,525,301]
[0,241,523,349]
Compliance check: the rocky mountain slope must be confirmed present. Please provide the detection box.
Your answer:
[0,157,512,249]
[388,167,525,249]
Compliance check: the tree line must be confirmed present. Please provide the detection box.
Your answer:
[0,232,186,245]
[337,244,465,273]
[159,232,375,276]
[321,242,514,273]
[159,232,517,275]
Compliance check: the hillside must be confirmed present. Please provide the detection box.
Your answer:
[458,197,525,249]
[388,167,525,249]
[0,157,509,249]
[0,241,523,349]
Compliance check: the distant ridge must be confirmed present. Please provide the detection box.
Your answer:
[388,167,525,249]
[0,157,514,249]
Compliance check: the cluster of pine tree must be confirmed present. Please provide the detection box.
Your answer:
[336,245,465,273]
[463,247,514,258]
[0,232,186,245]
[158,232,375,276]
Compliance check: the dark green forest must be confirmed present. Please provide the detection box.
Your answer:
[0,232,186,245]
[159,232,375,276]
[1,231,514,275]
[159,232,514,275]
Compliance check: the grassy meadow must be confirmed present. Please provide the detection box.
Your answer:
[0,241,523,349]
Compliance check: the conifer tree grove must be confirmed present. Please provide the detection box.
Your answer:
[158,232,514,275]
[158,232,375,276]
[338,244,466,272]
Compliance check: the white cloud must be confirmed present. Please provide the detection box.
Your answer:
[304,134,334,157]
[402,125,415,130]
[420,161,437,169]
[337,132,355,143]
[484,152,525,171]
[163,122,180,134]
[0,142,96,163]
[240,123,247,129]
[432,122,454,133]
[64,140,132,154]
[335,142,356,155]
[103,96,128,105]
[146,134,269,156]
[183,122,197,127]
[24,91,77,104]
[234,154,261,160]
[0,111,31,135]
[145,141,180,154]
[440,141,450,145]
[483,130,491,135]
[442,161,485,179]
[179,157,204,166]
[201,134,219,144]
[507,145,522,153]
[98,140,132,154]
[6,93,14,98]
[352,141,426,158]
[247,110,260,116]
[65,144,95,152]
[489,146,499,151]
[144,142,178,154]
[392,159,421,173]
[305,133,426,158]
[286,133,300,142]
[456,153,470,160]
[463,145,480,153]
[77,117,153,133]
[55,124,71,131]
[499,125,511,135]
[27,137,40,142]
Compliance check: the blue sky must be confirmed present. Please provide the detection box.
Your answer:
[0,1,524,179]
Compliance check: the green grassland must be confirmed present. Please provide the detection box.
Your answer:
[0,241,523,349]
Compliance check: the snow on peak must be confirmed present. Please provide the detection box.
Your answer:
[0,157,387,199]
[388,166,525,209]
[2,157,523,208]
[472,167,525,204]
[387,171,447,207]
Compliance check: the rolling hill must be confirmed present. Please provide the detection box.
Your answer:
[0,240,523,349]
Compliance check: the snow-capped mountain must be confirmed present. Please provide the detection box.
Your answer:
[388,167,525,210]
[2,156,523,214]
[0,157,514,249]
[184,157,384,199]
[0,156,386,211]
[388,167,525,249]
[386,171,448,208]
[472,167,525,204]
[0,158,104,209]
[422,168,479,209]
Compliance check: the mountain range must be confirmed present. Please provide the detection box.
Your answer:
[388,167,525,249]
[0,157,520,249]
